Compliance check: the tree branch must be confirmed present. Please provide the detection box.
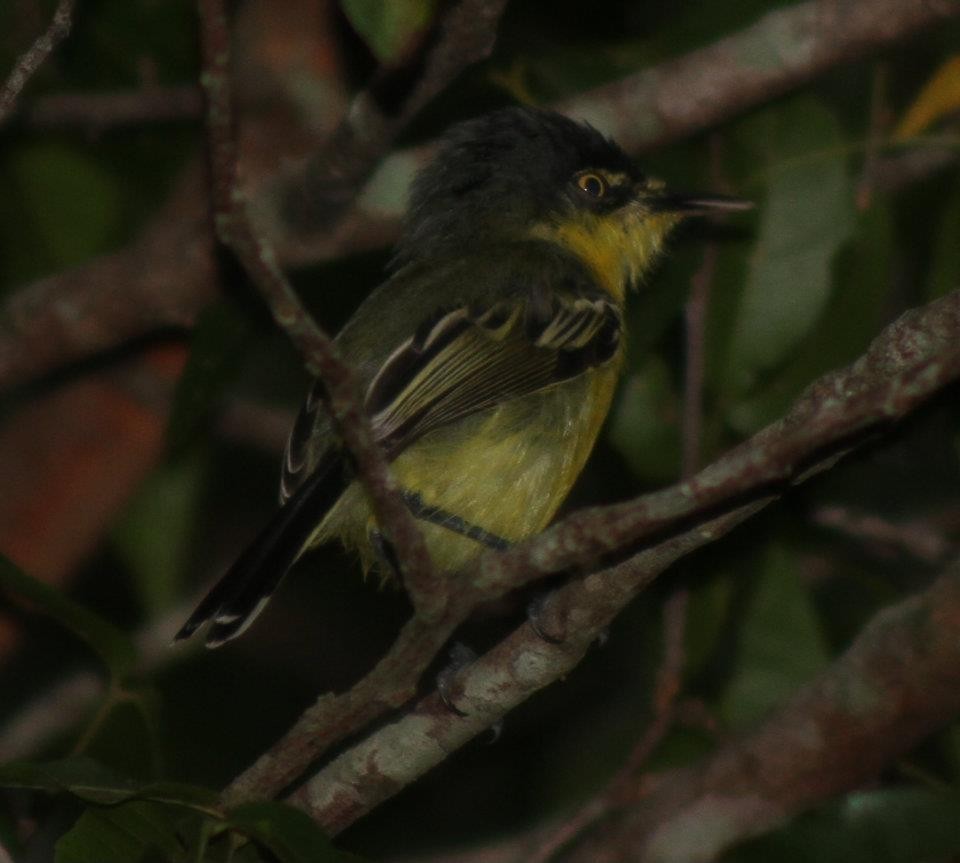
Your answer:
[553,0,959,154]
[389,555,960,863]
[225,291,960,812]
[560,554,960,863]
[288,502,770,834]
[280,0,510,234]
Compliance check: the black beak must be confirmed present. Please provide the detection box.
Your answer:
[649,192,753,216]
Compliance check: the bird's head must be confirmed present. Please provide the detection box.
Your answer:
[393,107,749,295]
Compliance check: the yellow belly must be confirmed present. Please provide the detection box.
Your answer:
[318,358,622,575]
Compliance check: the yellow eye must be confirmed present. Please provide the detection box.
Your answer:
[576,172,606,199]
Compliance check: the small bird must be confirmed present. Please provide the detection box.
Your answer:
[177,106,749,647]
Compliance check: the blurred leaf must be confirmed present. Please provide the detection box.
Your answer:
[946,722,960,778]
[112,450,206,616]
[0,757,220,816]
[726,97,854,396]
[894,56,960,140]
[167,302,253,457]
[685,572,735,679]
[0,756,141,804]
[9,143,123,270]
[81,690,165,783]
[340,0,439,64]
[228,802,367,863]
[55,800,191,863]
[0,555,136,679]
[927,174,960,300]
[721,543,829,728]
[726,200,894,432]
[607,356,680,482]
[727,787,960,863]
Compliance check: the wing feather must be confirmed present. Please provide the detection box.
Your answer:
[281,286,622,501]
[368,292,622,457]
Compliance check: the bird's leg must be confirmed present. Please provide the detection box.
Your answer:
[437,642,477,716]
[368,526,402,579]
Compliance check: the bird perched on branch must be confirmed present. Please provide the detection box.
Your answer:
[177,106,749,647]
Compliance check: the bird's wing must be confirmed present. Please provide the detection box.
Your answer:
[280,284,621,501]
[365,289,622,458]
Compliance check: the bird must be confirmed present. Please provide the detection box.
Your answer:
[176,106,750,647]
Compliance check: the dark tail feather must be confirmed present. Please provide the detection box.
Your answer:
[175,449,347,647]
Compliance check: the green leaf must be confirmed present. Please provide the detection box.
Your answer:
[726,97,854,396]
[728,787,960,863]
[55,800,191,863]
[340,0,439,63]
[80,689,165,783]
[721,543,829,728]
[726,200,895,432]
[0,757,140,805]
[0,554,136,679]
[0,759,229,863]
[684,571,735,679]
[167,302,253,457]
[228,802,367,863]
[112,450,206,616]
[0,756,220,813]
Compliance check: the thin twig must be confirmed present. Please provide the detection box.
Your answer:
[282,0,509,233]
[813,505,955,565]
[681,243,719,478]
[0,0,76,124]
[856,63,890,211]
[196,0,439,619]
[0,592,198,762]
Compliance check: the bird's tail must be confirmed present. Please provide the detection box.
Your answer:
[175,449,347,647]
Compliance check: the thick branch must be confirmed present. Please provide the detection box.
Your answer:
[288,502,770,834]
[226,291,960,808]
[555,0,960,154]
[390,556,960,863]
[561,555,960,863]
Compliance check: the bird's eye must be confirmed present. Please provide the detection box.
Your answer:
[576,172,606,199]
